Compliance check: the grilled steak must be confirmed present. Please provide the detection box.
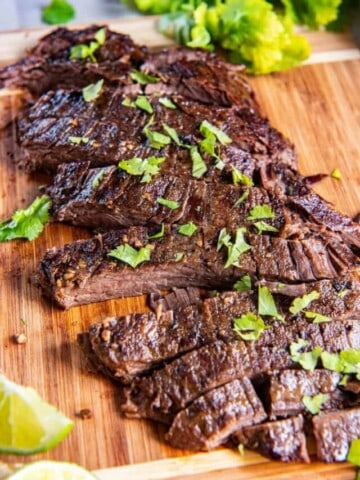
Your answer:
[17,88,295,172]
[313,408,360,462]
[79,279,360,381]
[268,370,356,419]
[0,26,147,95]
[34,226,359,309]
[148,287,205,313]
[234,415,310,462]
[165,378,267,451]
[120,320,360,423]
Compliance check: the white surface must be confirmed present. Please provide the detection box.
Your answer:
[0,0,137,31]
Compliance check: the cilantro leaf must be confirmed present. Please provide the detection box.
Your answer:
[157,197,179,210]
[122,97,135,108]
[174,252,185,262]
[68,136,89,145]
[134,95,153,114]
[232,168,253,186]
[82,79,104,102]
[143,118,171,149]
[234,191,249,207]
[190,146,207,178]
[130,70,160,85]
[217,228,232,251]
[234,274,252,292]
[253,221,279,234]
[70,28,106,62]
[247,204,275,221]
[108,244,151,268]
[233,312,268,341]
[178,222,198,237]
[0,195,51,242]
[302,393,330,415]
[289,290,320,315]
[224,228,251,268]
[91,168,107,189]
[94,28,106,45]
[290,339,321,370]
[348,439,360,467]
[42,0,75,25]
[304,311,331,324]
[159,97,177,109]
[148,224,165,240]
[321,351,343,372]
[162,124,182,146]
[258,285,284,322]
[200,120,232,145]
[118,156,165,183]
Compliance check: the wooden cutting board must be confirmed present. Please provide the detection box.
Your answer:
[0,16,359,479]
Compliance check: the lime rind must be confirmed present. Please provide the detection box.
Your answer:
[0,374,74,455]
[5,460,97,479]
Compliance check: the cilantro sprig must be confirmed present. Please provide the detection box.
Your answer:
[302,393,330,415]
[233,312,268,341]
[258,285,284,322]
[108,244,151,268]
[118,156,165,183]
[217,227,251,268]
[70,28,106,63]
[289,291,320,315]
[178,222,197,237]
[82,79,104,102]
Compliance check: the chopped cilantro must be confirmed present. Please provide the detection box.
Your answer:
[91,168,107,188]
[200,132,217,158]
[94,28,106,45]
[339,374,349,386]
[148,224,165,240]
[178,222,197,237]
[234,191,249,207]
[232,168,253,186]
[258,285,284,322]
[290,339,321,370]
[338,289,349,299]
[247,204,275,221]
[135,95,153,114]
[143,118,171,149]
[224,228,251,268]
[82,79,104,102]
[233,312,268,341]
[217,228,232,251]
[174,252,184,262]
[159,97,177,109]
[199,120,232,145]
[304,311,331,324]
[302,393,329,415]
[118,156,165,183]
[253,221,278,234]
[190,146,207,178]
[108,244,151,268]
[0,195,51,242]
[321,351,343,372]
[42,0,75,25]
[70,28,106,62]
[234,274,252,292]
[289,290,320,315]
[122,97,135,108]
[162,124,182,146]
[331,168,342,180]
[68,136,89,145]
[348,439,360,467]
[157,197,180,210]
[130,70,160,85]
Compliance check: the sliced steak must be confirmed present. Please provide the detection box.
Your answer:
[313,408,360,462]
[34,226,359,309]
[268,370,355,418]
[165,378,267,451]
[148,287,204,313]
[119,320,360,423]
[234,415,310,462]
[0,26,147,95]
[17,89,295,172]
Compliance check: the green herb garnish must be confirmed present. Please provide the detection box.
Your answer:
[232,168,253,186]
[289,290,320,315]
[42,0,75,25]
[234,274,252,292]
[217,228,232,251]
[178,222,197,237]
[304,311,331,324]
[190,146,207,178]
[162,124,182,146]
[159,97,177,109]
[82,79,104,102]
[108,244,151,268]
[174,252,185,262]
[130,70,160,85]
[68,136,89,145]
[290,340,322,371]
[0,195,51,242]
[199,120,232,145]
[247,204,275,221]
[224,228,252,268]
[253,221,278,234]
[135,95,153,114]
[157,197,180,210]
[148,224,165,240]
[122,97,135,108]
[70,28,106,62]
[91,168,107,189]
[143,118,171,149]
[234,191,249,207]
[233,312,268,341]
[302,393,330,415]
[258,285,284,322]
[347,439,360,467]
[118,156,165,183]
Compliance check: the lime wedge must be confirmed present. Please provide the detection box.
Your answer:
[0,374,74,455]
[5,461,97,479]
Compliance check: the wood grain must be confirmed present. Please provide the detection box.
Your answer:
[0,18,359,479]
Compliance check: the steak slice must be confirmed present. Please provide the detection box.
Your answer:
[148,287,204,313]
[165,378,267,451]
[0,26,147,95]
[17,89,295,172]
[312,408,360,462]
[234,415,310,463]
[34,226,359,309]
[120,320,360,423]
[268,370,355,419]
[80,278,360,382]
